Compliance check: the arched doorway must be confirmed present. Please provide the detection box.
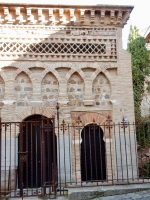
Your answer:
[18,115,57,189]
[81,124,106,181]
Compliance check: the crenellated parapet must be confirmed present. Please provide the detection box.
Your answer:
[0,3,133,27]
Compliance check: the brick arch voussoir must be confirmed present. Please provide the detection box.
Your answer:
[91,69,112,84]
[101,69,112,83]
[75,112,107,126]
[41,68,61,82]
[15,106,56,122]
[0,71,9,82]
[66,68,85,82]
[13,68,35,81]
[74,112,108,135]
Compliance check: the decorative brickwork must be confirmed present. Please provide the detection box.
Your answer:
[0,4,132,26]
[0,3,135,188]
[15,106,55,121]
[0,30,117,61]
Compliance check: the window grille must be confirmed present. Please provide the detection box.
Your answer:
[0,42,106,54]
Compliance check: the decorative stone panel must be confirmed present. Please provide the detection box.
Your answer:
[67,73,84,107]
[93,73,111,109]
[14,72,33,106]
[42,72,59,107]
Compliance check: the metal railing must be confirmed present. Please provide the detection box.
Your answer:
[0,117,150,198]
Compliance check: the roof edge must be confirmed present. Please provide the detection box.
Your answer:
[0,2,134,10]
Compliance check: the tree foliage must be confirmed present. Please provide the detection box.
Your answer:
[127,25,141,44]
[127,25,149,121]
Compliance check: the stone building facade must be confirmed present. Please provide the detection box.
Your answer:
[0,3,137,191]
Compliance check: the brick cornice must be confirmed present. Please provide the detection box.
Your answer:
[0,3,133,27]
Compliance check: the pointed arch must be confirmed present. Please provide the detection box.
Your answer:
[13,68,35,82]
[14,72,33,106]
[66,68,85,82]
[41,68,61,83]
[92,72,112,109]
[91,69,112,84]
[67,72,85,107]
[41,72,59,107]
[81,123,106,181]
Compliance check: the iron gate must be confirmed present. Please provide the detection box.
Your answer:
[18,115,57,197]
[0,115,58,198]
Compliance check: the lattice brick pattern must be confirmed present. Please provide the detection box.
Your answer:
[0,42,106,55]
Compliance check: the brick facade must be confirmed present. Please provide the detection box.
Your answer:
[0,3,136,189]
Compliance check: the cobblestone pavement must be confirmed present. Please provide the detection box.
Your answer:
[99,190,150,200]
